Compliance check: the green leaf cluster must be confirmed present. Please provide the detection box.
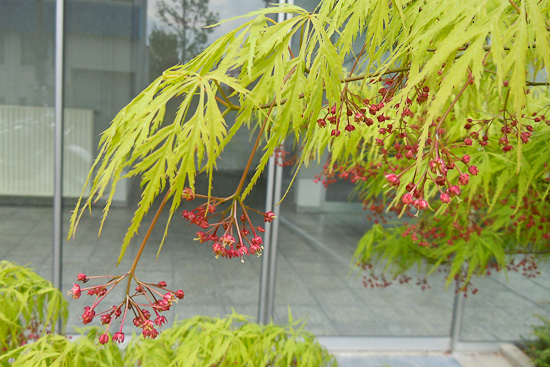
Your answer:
[0,261,68,355]
[0,328,123,367]
[124,311,336,367]
[1,313,336,367]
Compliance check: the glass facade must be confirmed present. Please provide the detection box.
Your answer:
[0,0,55,282]
[0,0,548,349]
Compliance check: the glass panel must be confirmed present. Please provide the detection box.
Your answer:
[0,0,56,281]
[273,160,455,336]
[460,262,550,342]
[62,0,269,333]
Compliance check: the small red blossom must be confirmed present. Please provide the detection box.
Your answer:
[100,314,111,325]
[402,193,414,205]
[155,316,167,327]
[413,199,429,211]
[70,284,81,299]
[113,332,125,343]
[82,307,95,324]
[447,185,461,197]
[182,187,195,201]
[264,211,276,223]
[458,173,470,186]
[345,124,356,132]
[99,333,109,345]
[440,193,451,203]
[77,273,88,283]
[385,173,400,187]
[468,166,479,176]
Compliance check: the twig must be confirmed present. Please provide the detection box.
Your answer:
[126,190,171,294]
[508,0,521,14]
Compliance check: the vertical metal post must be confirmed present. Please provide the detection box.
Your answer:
[266,161,283,319]
[53,0,65,333]
[257,0,294,325]
[258,157,276,324]
[258,155,284,325]
[450,277,466,351]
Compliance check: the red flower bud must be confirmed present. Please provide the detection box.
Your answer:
[458,173,470,186]
[413,199,428,210]
[70,284,81,299]
[182,187,195,201]
[406,183,417,192]
[385,174,400,187]
[468,166,479,176]
[440,193,451,203]
[264,211,276,223]
[77,273,88,282]
[402,193,414,205]
[113,332,125,343]
[448,185,461,197]
[99,333,109,345]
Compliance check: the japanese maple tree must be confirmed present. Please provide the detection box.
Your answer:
[67,0,550,342]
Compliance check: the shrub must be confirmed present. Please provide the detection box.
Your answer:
[0,314,336,367]
[0,261,67,354]
[123,312,337,367]
[0,328,124,367]
[524,316,550,367]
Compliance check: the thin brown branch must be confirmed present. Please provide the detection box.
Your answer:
[527,80,550,86]
[428,44,536,52]
[435,77,472,133]
[125,190,171,294]
[508,0,521,14]
[215,80,240,110]
[255,66,411,109]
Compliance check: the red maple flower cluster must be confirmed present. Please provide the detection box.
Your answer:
[181,188,274,261]
[70,273,184,344]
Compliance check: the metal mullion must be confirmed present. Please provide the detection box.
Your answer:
[53,0,65,334]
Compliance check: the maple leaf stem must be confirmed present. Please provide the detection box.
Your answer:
[126,190,171,295]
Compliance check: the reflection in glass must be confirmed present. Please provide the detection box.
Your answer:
[0,0,56,281]
[273,167,456,336]
[460,264,550,342]
[151,0,219,73]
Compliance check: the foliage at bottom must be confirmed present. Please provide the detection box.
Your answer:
[523,316,550,367]
[0,314,337,367]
